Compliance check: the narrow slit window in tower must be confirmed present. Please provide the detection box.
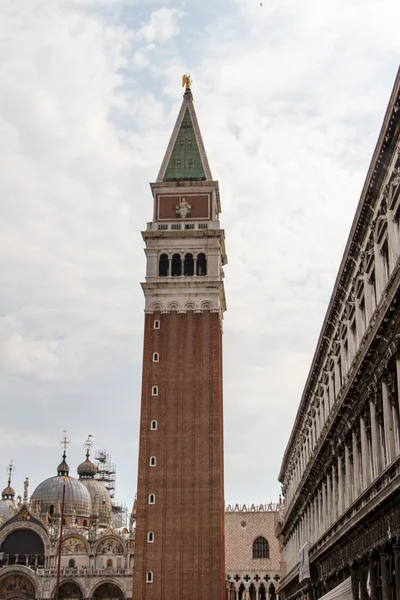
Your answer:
[151,420,157,430]
[149,456,156,467]
[147,531,154,543]
[146,571,154,583]
[153,352,159,362]
[149,494,155,504]
[152,386,158,396]
[154,320,160,330]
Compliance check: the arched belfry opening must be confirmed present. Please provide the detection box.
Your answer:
[159,254,169,277]
[197,253,207,276]
[184,253,194,276]
[171,253,181,276]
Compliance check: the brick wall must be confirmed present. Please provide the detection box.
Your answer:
[133,310,226,600]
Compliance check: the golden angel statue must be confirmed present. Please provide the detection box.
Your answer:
[182,73,192,89]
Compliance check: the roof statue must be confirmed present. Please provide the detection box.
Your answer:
[182,73,192,90]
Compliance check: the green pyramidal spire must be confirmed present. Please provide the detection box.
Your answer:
[157,87,212,183]
[163,109,205,181]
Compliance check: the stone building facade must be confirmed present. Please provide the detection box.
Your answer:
[277,68,400,600]
[225,504,282,600]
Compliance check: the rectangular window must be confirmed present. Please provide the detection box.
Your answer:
[185,223,195,230]
[171,224,181,230]
[157,224,168,230]
[198,223,208,229]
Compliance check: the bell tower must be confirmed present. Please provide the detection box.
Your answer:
[132,78,227,600]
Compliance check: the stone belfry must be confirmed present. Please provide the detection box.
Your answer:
[133,76,227,600]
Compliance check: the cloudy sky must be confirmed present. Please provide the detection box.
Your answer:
[1,0,400,514]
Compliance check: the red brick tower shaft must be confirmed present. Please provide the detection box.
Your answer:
[133,82,227,600]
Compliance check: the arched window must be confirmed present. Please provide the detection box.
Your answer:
[68,558,75,568]
[149,456,156,467]
[149,493,155,504]
[197,253,207,276]
[184,253,194,276]
[146,571,154,583]
[107,558,113,569]
[152,386,158,396]
[147,531,154,543]
[158,254,169,277]
[153,352,159,362]
[154,320,160,330]
[171,253,182,276]
[151,420,157,430]
[252,536,269,559]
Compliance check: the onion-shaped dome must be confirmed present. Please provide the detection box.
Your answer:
[77,458,98,479]
[2,485,15,500]
[31,454,92,520]
[77,444,111,527]
[0,462,17,519]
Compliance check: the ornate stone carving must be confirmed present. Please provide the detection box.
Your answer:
[175,197,192,219]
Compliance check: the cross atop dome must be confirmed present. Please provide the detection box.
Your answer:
[57,430,71,477]
[156,74,213,183]
[2,460,15,500]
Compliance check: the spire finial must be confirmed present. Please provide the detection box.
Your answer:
[83,434,93,460]
[6,461,15,488]
[60,430,71,459]
[57,430,71,477]
[182,73,192,90]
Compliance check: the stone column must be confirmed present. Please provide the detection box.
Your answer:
[322,480,327,533]
[382,379,396,464]
[344,442,352,508]
[380,545,391,600]
[368,551,379,600]
[337,453,344,516]
[334,357,341,397]
[352,428,361,498]
[396,357,400,425]
[350,561,360,600]
[370,397,382,477]
[324,386,330,421]
[329,374,335,410]
[168,256,172,276]
[360,414,371,489]
[359,557,369,600]
[331,463,337,523]
[393,538,400,600]
[326,473,331,528]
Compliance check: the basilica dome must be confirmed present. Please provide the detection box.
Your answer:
[31,453,92,524]
[77,451,112,528]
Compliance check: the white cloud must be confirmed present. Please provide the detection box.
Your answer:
[0,0,399,506]
[137,7,183,43]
